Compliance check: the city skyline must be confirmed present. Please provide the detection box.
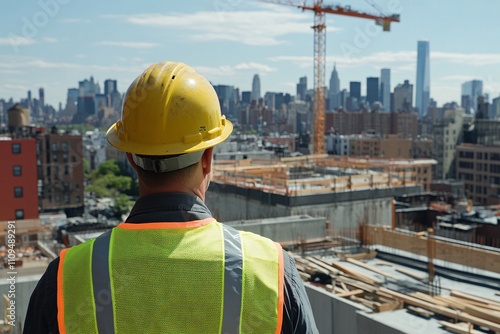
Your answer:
[1,1,500,107]
[415,40,430,118]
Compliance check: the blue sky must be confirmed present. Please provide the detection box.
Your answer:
[1,0,500,108]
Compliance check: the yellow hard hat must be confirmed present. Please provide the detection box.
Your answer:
[106,61,233,156]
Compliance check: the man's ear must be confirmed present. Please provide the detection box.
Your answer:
[201,148,214,176]
[126,153,138,172]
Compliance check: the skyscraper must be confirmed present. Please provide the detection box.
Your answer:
[328,63,340,109]
[296,76,307,101]
[366,77,379,106]
[348,81,361,111]
[393,80,413,112]
[380,69,391,112]
[350,82,361,101]
[104,79,118,95]
[461,80,483,114]
[251,74,261,102]
[415,41,430,118]
[38,88,45,110]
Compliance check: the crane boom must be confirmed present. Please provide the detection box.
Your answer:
[259,0,400,154]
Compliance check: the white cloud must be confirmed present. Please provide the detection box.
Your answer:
[432,52,500,65]
[0,36,36,46]
[439,75,476,82]
[196,62,276,78]
[42,37,58,43]
[0,58,143,74]
[270,51,415,69]
[271,50,500,71]
[103,9,340,46]
[96,41,158,48]
[3,84,28,91]
[233,62,276,72]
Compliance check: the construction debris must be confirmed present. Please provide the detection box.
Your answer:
[292,251,500,333]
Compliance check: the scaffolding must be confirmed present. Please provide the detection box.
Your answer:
[213,155,436,196]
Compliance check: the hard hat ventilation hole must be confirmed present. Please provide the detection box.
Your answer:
[171,75,176,80]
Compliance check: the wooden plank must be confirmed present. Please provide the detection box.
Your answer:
[447,296,500,312]
[379,288,500,332]
[438,321,482,334]
[299,272,311,281]
[332,286,345,294]
[347,258,399,279]
[350,296,378,310]
[407,306,434,318]
[306,256,340,275]
[450,290,500,309]
[330,261,383,285]
[336,275,379,294]
[376,300,403,313]
[463,304,500,324]
[394,268,425,281]
[438,295,500,322]
[337,289,364,298]
[433,296,470,312]
[409,292,449,307]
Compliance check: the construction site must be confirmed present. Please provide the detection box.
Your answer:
[212,155,500,334]
[0,154,499,333]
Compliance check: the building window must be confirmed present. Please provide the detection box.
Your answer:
[13,165,22,176]
[15,209,24,219]
[62,142,69,152]
[64,194,70,204]
[12,143,21,154]
[52,142,58,152]
[14,187,23,198]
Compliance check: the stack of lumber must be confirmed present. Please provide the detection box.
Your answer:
[291,252,500,333]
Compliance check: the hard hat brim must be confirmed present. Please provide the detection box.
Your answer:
[106,118,233,155]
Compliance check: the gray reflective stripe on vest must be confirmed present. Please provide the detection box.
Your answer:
[90,225,243,334]
[221,224,243,334]
[92,231,115,334]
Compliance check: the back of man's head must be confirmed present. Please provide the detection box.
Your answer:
[106,61,233,188]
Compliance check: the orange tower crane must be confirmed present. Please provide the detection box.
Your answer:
[260,1,400,153]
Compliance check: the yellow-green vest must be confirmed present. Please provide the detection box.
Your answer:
[57,218,284,334]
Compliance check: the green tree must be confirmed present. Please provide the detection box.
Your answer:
[113,194,132,217]
[83,157,91,175]
[85,160,134,214]
[92,159,120,178]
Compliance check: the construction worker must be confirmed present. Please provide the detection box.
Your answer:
[24,61,318,333]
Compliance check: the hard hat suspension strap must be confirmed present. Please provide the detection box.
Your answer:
[132,150,205,173]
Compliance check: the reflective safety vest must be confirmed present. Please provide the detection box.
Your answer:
[57,219,284,334]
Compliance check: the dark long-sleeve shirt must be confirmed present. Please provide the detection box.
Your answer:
[24,193,318,333]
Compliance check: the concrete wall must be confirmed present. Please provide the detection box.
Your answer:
[207,183,399,234]
[357,313,407,334]
[306,284,366,334]
[0,274,42,330]
[305,284,431,334]
[288,198,391,232]
[226,216,326,243]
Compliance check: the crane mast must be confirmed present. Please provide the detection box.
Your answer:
[260,0,400,154]
[313,1,326,154]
